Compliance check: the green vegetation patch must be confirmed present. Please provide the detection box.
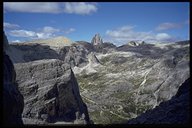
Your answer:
[111,91,133,100]
[76,72,108,91]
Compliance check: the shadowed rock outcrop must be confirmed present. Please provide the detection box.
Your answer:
[10,42,89,68]
[11,43,59,62]
[94,42,117,54]
[127,78,190,124]
[3,33,24,126]
[59,44,89,68]
[3,52,24,126]
[14,59,90,124]
[75,41,95,52]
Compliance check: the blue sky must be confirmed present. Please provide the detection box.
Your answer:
[3,2,189,46]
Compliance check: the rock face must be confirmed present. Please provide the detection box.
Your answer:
[59,44,89,68]
[88,52,101,65]
[127,78,190,124]
[11,43,59,62]
[9,41,90,68]
[75,41,95,52]
[91,33,103,46]
[94,42,117,54]
[3,33,24,126]
[14,59,90,124]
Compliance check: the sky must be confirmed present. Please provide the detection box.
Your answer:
[3,2,190,46]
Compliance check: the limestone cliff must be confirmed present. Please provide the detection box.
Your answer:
[14,59,90,124]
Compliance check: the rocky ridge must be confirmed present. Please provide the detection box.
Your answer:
[19,36,73,50]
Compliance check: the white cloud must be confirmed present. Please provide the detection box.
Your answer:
[156,33,171,41]
[64,2,97,15]
[4,22,20,29]
[4,2,61,13]
[36,32,52,39]
[105,25,175,46]
[156,22,181,31]
[64,28,76,34]
[4,2,98,15]
[9,26,60,39]
[42,26,59,33]
[12,40,21,43]
[9,30,37,37]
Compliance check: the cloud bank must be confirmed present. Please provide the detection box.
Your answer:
[8,26,76,40]
[64,2,97,15]
[9,26,60,39]
[105,25,176,46]
[4,2,97,15]
[4,22,20,29]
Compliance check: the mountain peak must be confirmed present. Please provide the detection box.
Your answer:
[91,33,103,45]
[21,36,73,49]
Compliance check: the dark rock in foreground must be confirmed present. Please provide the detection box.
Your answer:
[14,59,90,124]
[3,32,24,126]
[127,78,190,124]
[3,53,24,126]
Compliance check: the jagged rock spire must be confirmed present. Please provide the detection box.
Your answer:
[91,33,103,45]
